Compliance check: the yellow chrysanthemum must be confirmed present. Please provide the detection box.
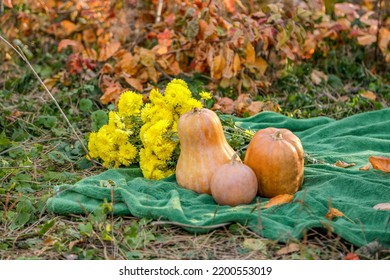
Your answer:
[118,90,143,117]
[118,143,138,166]
[199,91,212,100]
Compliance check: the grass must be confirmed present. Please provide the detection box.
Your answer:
[1,33,389,260]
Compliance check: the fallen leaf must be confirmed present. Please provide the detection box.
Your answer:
[123,76,143,92]
[212,97,234,114]
[311,70,328,85]
[245,43,255,64]
[359,163,371,171]
[211,54,226,80]
[360,91,377,101]
[334,3,359,20]
[68,239,82,250]
[4,0,13,8]
[264,194,294,209]
[378,27,390,54]
[58,39,84,53]
[325,207,344,220]
[344,252,360,260]
[369,156,390,173]
[373,203,390,211]
[98,40,121,61]
[254,57,268,75]
[335,160,356,168]
[61,20,77,35]
[276,243,300,256]
[357,34,377,46]
[223,0,236,13]
[247,101,264,116]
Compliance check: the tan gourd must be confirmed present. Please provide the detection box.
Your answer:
[244,127,304,198]
[176,108,239,194]
[210,155,258,206]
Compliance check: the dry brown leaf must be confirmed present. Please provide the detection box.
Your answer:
[335,160,356,168]
[98,40,121,62]
[264,194,294,209]
[311,70,328,85]
[61,20,77,35]
[360,90,377,101]
[58,39,84,53]
[211,54,226,80]
[359,163,371,171]
[373,203,390,211]
[325,207,344,220]
[233,53,241,75]
[334,3,359,20]
[357,34,377,46]
[247,101,264,116]
[254,57,268,75]
[212,97,234,114]
[245,43,255,64]
[378,27,390,54]
[276,243,300,256]
[123,76,143,92]
[369,156,390,173]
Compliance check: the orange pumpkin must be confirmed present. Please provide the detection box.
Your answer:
[244,127,304,198]
[176,108,238,194]
[210,155,258,206]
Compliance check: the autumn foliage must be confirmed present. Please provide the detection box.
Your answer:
[1,0,389,113]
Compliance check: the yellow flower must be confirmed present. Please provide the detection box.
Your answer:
[199,91,212,100]
[118,90,143,117]
[108,111,124,130]
[118,143,138,166]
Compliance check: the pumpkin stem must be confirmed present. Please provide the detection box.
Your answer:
[273,130,283,140]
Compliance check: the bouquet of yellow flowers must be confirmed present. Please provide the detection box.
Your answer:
[87,79,211,180]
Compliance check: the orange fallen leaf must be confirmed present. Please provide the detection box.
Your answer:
[357,34,377,46]
[335,160,356,168]
[325,207,344,220]
[264,194,293,209]
[98,40,121,62]
[58,39,84,53]
[360,91,376,101]
[369,156,390,173]
[359,163,371,171]
[123,76,143,92]
[378,27,390,55]
[373,203,390,211]
[344,252,360,260]
[254,57,268,75]
[61,20,77,35]
[245,43,255,64]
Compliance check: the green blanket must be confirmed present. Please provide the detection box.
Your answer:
[46,109,390,248]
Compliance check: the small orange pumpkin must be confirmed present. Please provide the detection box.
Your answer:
[210,155,258,206]
[176,108,239,194]
[244,127,304,198]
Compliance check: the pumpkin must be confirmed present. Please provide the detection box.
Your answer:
[244,127,304,198]
[210,155,258,206]
[176,108,238,194]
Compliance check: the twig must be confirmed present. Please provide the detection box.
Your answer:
[155,0,163,24]
[0,35,93,162]
[374,0,384,61]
